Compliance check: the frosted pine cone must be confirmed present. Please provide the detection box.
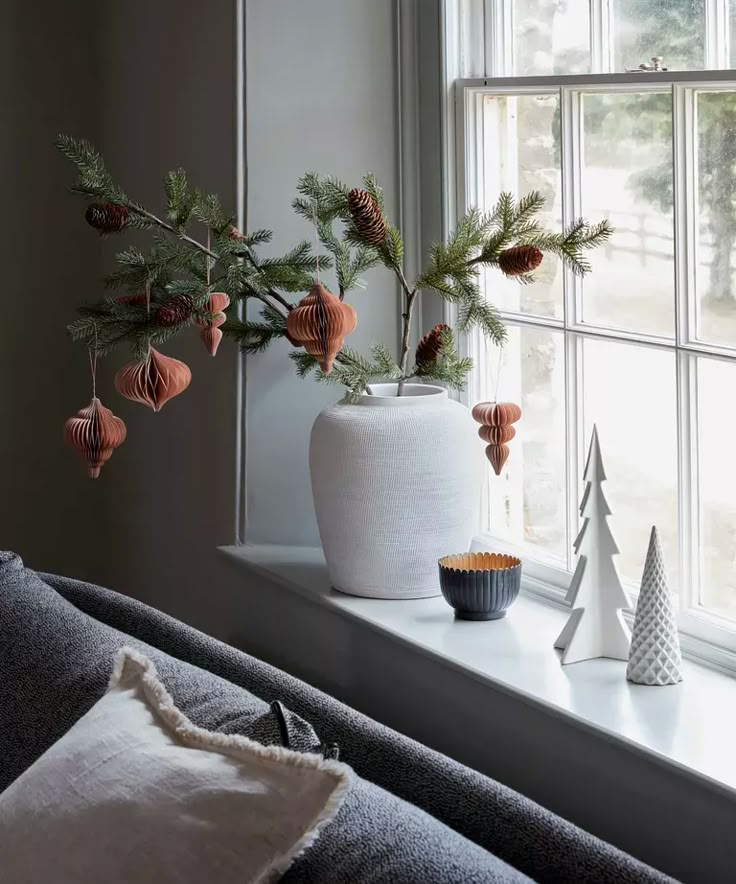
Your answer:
[156,295,194,327]
[347,188,386,247]
[498,245,543,277]
[416,324,450,364]
[85,203,129,233]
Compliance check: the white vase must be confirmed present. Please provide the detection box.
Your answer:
[310,383,483,599]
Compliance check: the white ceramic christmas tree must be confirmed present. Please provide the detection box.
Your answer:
[626,526,683,686]
[555,426,632,664]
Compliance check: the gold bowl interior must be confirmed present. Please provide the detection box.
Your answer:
[438,552,521,573]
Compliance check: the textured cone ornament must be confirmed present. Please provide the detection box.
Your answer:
[471,401,522,475]
[64,397,127,479]
[347,188,386,247]
[196,292,230,356]
[114,349,191,411]
[416,324,450,364]
[498,245,543,277]
[626,527,683,686]
[286,283,357,374]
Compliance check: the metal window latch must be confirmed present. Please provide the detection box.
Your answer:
[625,56,667,72]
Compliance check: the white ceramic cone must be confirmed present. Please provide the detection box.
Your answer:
[626,526,683,686]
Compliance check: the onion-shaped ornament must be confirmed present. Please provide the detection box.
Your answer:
[64,397,127,479]
[114,348,191,412]
[286,283,357,374]
[472,401,522,476]
[197,292,230,356]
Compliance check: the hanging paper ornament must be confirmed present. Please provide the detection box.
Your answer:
[286,283,357,374]
[64,397,127,479]
[498,245,543,277]
[347,188,386,247]
[416,324,450,364]
[115,348,191,411]
[156,294,194,327]
[85,203,129,233]
[472,401,522,476]
[196,292,230,356]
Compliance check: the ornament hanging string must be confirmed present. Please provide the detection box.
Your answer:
[145,279,152,358]
[88,324,99,399]
[312,207,320,285]
[207,229,212,288]
[493,346,503,404]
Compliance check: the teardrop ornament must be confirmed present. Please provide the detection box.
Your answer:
[114,348,191,412]
[286,283,357,374]
[197,292,230,356]
[64,397,127,479]
[471,401,522,476]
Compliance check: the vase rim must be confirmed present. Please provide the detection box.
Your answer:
[354,383,448,406]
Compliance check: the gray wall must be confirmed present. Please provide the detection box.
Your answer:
[1,1,106,580]
[244,0,400,546]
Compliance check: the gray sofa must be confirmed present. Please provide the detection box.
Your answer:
[0,551,674,882]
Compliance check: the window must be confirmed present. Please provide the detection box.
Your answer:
[455,0,736,660]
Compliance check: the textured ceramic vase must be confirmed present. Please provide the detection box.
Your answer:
[310,383,483,599]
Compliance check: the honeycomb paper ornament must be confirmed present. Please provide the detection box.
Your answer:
[471,401,522,475]
[626,526,683,686]
[64,397,127,479]
[115,349,191,412]
[196,292,230,356]
[286,283,357,374]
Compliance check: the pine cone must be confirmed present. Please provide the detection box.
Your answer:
[347,188,386,247]
[498,245,543,277]
[227,225,245,242]
[85,203,129,233]
[156,294,194,327]
[416,324,450,364]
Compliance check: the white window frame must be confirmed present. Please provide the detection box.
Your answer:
[448,0,736,674]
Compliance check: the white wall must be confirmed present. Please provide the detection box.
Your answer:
[244,0,401,546]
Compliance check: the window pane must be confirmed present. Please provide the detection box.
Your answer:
[698,357,736,619]
[580,92,675,337]
[581,338,679,590]
[481,93,563,319]
[613,0,705,72]
[514,0,590,76]
[694,91,736,348]
[486,326,567,565]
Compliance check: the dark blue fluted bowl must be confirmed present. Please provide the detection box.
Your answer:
[438,552,522,620]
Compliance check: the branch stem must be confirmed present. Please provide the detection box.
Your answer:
[129,204,291,319]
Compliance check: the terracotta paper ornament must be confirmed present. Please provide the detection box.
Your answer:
[85,203,129,233]
[286,283,357,374]
[347,188,386,247]
[64,397,127,479]
[196,292,230,356]
[472,401,522,476]
[115,348,191,411]
[498,245,543,277]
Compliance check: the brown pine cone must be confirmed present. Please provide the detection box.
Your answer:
[416,324,450,364]
[156,294,194,327]
[347,188,386,247]
[498,245,543,277]
[85,203,129,233]
[227,225,245,242]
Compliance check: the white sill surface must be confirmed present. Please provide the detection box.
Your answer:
[220,543,736,800]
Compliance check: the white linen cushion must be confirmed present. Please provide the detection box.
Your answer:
[0,647,351,884]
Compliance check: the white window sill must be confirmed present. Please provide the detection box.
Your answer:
[219,542,736,801]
